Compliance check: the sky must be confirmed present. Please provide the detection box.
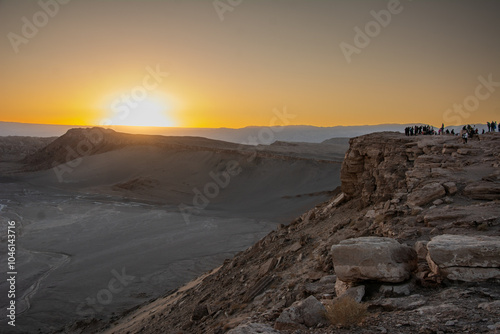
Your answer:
[0,0,499,128]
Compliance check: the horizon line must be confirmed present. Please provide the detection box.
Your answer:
[0,120,487,130]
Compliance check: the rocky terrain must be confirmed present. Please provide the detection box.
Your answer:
[58,131,499,334]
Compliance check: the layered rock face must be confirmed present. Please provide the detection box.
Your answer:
[341,132,500,208]
[341,132,415,207]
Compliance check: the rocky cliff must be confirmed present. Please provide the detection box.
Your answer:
[341,131,500,207]
[77,132,500,334]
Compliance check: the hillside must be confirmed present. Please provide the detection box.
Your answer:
[15,128,346,222]
[22,128,244,171]
[75,132,500,334]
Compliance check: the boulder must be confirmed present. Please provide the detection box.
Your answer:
[331,237,417,283]
[407,182,446,207]
[227,323,280,334]
[274,295,329,330]
[426,234,500,282]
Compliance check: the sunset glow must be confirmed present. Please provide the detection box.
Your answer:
[100,96,175,127]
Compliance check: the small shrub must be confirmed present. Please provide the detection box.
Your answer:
[324,296,367,327]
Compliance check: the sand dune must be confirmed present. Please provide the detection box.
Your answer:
[22,128,345,221]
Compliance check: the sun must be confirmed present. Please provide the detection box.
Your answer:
[103,96,175,127]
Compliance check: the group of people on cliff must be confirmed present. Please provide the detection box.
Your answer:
[404,125,436,136]
[405,122,499,139]
[487,121,498,132]
[460,125,479,143]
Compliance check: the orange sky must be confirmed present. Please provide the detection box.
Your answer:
[1,0,499,128]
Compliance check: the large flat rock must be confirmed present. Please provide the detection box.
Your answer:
[427,234,500,282]
[331,237,417,283]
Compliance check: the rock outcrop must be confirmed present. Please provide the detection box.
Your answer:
[427,234,500,281]
[341,132,415,207]
[341,131,500,210]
